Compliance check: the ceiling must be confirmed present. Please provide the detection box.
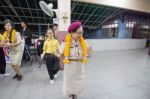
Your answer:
[0,0,149,32]
[0,0,56,25]
[71,1,121,28]
[136,0,150,3]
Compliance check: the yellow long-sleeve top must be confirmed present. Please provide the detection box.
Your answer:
[43,38,60,54]
[0,34,3,48]
[0,34,3,43]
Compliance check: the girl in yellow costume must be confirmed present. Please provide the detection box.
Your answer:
[3,20,23,81]
[0,33,10,77]
[62,21,87,99]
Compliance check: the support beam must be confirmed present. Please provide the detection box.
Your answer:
[25,0,34,22]
[5,0,22,22]
[58,0,71,31]
[0,1,15,21]
[74,0,150,13]
[98,9,120,27]
[117,19,126,39]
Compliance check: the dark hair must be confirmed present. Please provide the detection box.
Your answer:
[22,20,28,26]
[47,28,54,32]
[46,28,55,38]
[4,19,15,43]
[4,19,15,28]
[53,24,58,27]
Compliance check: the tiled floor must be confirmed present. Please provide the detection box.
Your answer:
[0,49,150,99]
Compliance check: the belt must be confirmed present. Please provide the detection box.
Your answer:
[69,59,82,62]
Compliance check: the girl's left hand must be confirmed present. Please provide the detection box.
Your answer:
[54,53,60,57]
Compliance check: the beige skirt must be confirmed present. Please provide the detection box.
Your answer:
[63,62,85,96]
[9,40,24,65]
[9,49,23,65]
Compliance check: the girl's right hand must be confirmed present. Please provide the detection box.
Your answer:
[41,53,45,60]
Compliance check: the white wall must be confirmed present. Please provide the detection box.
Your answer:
[86,39,146,51]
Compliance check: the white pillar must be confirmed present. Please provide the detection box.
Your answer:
[58,0,71,31]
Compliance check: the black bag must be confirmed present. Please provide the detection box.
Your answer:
[37,40,44,56]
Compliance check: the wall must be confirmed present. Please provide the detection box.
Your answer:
[86,39,146,51]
